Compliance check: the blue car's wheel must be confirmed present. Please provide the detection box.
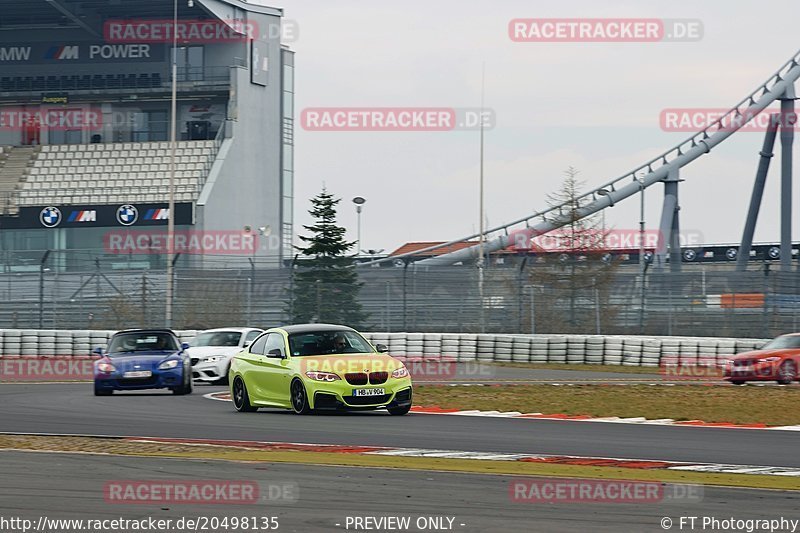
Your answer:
[94,384,112,396]
[232,377,258,412]
[291,379,311,415]
[173,368,193,395]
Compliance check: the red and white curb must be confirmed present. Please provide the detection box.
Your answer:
[127,436,800,477]
[203,392,800,431]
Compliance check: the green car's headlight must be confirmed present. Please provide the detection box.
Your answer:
[391,366,409,379]
[159,359,180,370]
[305,371,340,382]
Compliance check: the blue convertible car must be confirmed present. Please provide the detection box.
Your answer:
[93,329,193,396]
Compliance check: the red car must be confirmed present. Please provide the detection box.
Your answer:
[725,334,800,385]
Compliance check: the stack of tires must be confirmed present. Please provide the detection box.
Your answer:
[54,330,73,356]
[369,332,389,351]
[423,333,442,357]
[622,337,643,366]
[493,335,514,361]
[90,331,110,352]
[529,336,548,363]
[512,336,531,362]
[476,334,495,361]
[406,333,424,357]
[1,330,21,357]
[547,335,567,363]
[566,336,586,364]
[697,338,718,367]
[679,338,699,366]
[441,334,460,358]
[585,336,604,364]
[387,333,407,357]
[603,336,624,365]
[715,338,736,368]
[641,338,661,367]
[458,334,477,361]
[73,330,92,356]
[21,330,39,357]
[660,337,681,367]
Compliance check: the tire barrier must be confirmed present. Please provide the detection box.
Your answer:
[0,329,769,366]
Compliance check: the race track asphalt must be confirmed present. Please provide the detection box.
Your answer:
[0,382,798,468]
[2,451,799,533]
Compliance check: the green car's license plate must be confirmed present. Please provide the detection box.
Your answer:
[352,388,385,397]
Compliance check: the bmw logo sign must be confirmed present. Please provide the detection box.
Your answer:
[39,206,62,228]
[768,246,781,260]
[116,205,138,226]
[683,249,697,262]
[726,248,738,260]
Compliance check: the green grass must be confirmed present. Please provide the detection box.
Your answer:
[415,384,800,426]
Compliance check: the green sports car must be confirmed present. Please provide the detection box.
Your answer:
[229,324,413,415]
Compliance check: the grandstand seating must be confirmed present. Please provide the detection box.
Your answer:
[17,140,218,206]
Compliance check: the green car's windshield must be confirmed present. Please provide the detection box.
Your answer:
[107,332,178,355]
[193,331,242,347]
[288,330,374,357]
[761,335,800,350]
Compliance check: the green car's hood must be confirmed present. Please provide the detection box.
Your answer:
[298,353,403,375]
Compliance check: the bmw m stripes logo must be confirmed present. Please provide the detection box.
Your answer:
[116,205,138,226]
[67,210,97,222]
[44,45,79,60]
[145,208,169,221]
[39,206,62,228]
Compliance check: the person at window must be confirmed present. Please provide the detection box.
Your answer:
[332,334,348,353]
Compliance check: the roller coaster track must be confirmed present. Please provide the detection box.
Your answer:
[359,49,800,267]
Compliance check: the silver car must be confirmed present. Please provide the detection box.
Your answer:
[189,327,263,384]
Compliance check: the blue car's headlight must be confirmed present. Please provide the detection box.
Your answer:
[159,360,180,370]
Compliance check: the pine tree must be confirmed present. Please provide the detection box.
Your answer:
[526,166,618,331]
[287,189,367,326]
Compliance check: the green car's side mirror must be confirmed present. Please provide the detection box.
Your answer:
[375,344,389,353]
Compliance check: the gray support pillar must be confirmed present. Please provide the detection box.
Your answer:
[655,168,681,270]
[780,85,796,270]
[737,115,779,271]
[669,191,682,273]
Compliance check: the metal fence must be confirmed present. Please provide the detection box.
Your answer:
[0,250,795,338]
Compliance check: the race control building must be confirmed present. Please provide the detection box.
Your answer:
[0,0,294,270]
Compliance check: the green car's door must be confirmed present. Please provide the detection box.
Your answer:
[258,333,293,407]
[237,333,269,402]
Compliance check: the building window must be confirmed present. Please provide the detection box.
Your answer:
[176,46,204,81]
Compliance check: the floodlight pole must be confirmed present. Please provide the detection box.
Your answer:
[166,0,178,327]
[477,63,486,334]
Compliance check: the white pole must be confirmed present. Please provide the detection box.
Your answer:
[478,63,486,333]
[166,0,178,327]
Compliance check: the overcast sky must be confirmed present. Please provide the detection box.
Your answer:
[279,0,800,254]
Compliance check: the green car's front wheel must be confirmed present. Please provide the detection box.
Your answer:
[291,379,311,414]
[232,377,258,412]
[388,404,411,416]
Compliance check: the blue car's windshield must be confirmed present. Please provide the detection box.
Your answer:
[288,330,374,356]
[108,332,178,355]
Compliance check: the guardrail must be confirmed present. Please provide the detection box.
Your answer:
[0,329,768,366]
